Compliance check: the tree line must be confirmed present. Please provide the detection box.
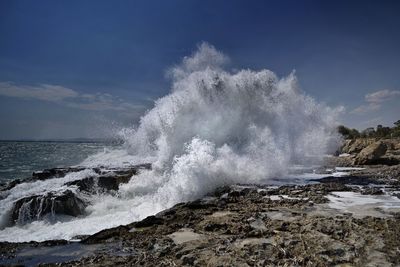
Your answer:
[338,120,400,139]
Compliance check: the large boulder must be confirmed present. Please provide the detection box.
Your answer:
[353,141,387,165]
[11,190,87,225]
[341,139,375,154]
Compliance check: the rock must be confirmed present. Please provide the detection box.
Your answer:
[11,190,86,225]
[353,141,387,165]
[65,177,96,192]
[82,225,130,244]
[361,187,384,195]
[1,163,152,192]
[181,254,196,265]
[0,168,85,192]
[97,175,132,191]
[312,176,380,185]
[3,178,400,266]
[341,139,375,154]
[65,174,132,193]
[325,155,354,167]
[338,138,400,166]
[32,167,85,180]
[3,164,153,227]
[377,156,400,165]
[133,215,164,228]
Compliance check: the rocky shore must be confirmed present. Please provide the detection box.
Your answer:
[1,138,400,266]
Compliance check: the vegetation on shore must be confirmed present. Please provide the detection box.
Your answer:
[338,120,400,139]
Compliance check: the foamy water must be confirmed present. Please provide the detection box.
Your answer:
[0,43,342,242]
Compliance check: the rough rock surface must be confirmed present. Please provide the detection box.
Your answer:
[1,164,400,266]
[353,141,387,165]
[341,138,375,154]
[338,138,400,166]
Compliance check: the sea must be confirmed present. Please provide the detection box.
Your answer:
[0,141,117,182]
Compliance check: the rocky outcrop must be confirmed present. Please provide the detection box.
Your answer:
[1,163,400,266]
[3,163,152,226]
[353,141,387,165]
[3,173,400,266]
[0,163,152,192]
[11,190,86,225]
[32,167,86,180]
[65,172,135,193]
[338,138,400,166]
[341,138,375,154]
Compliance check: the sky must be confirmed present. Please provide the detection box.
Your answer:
[0,0,399,139]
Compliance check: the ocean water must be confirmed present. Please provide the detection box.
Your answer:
[0,43,343,242]
[0,141,117,182]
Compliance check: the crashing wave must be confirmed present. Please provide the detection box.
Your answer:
[0,43,341,241]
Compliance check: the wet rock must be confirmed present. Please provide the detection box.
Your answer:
[361,187,384,195]
[81,225,130,244]
[133,215,164,228]
[184,198,217,209]
[0,179,24,192]
[1,163,152,192]
[3,165,400,267]
[65,174,132,193]
[0,168,84,192]
[32,167,86,180]
[11,190,86,225]
[97,175,132,191]
[65,177,96,192]
[313,176,379,185]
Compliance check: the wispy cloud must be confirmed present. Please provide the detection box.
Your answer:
[0,82,143,112]
[351,89,400,114]
[365,89,400,103]
[350,103,380,114]
[0,82,78,101]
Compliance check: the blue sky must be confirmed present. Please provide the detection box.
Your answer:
[0,0,399,139]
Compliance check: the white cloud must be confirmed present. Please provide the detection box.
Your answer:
[0,82,78,101]
[0,81,143,112]
[365,89,400,103]
[351,89,400,114]
[350,103,380,114]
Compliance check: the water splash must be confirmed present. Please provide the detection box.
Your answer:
[0,43,342,241]
[115,42,341,203]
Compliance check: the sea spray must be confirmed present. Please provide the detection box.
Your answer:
[0,43,341,241]
[115,42,341,203]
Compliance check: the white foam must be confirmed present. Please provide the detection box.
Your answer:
[326,191,400,218]
[335,167,365,171]
[0,43,341,242]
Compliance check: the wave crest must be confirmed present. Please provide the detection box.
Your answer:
[116,42,340,204]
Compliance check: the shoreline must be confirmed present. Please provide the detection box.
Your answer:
[1,137,400,266]
[0,164,399,266]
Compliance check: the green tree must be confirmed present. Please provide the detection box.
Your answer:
[337,125,360,139]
